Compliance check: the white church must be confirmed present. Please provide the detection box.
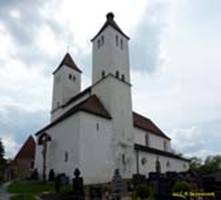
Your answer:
[35,12,189,184]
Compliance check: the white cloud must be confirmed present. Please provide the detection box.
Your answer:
[0,0,220,159]
[1,134,20,159]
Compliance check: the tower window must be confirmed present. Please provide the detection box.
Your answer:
[145,133,149,146]
[101,35,104,46]
[101,70,105,78]
[121,74,125,81]
[120,38,123,49]
[69,74,72,80]
[97,39,101,48]
[115,35,119,46]
[115,70,119,78]
[73,75,76,81]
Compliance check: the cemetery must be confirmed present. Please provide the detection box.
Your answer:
[7,165,219,200]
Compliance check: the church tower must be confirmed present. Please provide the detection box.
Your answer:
[91,12,130,84]
[91,13,135,178]
[51,53,81,121]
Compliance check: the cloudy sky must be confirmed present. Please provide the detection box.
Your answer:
[0,0,220,160]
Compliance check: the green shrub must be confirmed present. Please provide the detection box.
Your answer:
[135,184,154,199]
[172,180,190,193]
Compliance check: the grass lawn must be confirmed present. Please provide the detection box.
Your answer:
[7,181,55,200]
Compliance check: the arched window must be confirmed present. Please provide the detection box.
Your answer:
[101,70,105,78]
[166,160,170,168]
[115,70,119,78]
[96,123,99,131]
[64,152,68,162]
[122,154,126,165]
[69,74,72,80]
[73,75,76,81]
[121,74,125,81]
[120,38,123,49]
[145,133,149,146]
[101,35,104,46]
[97,39,101,48]
[115,35,119,46]
[163,141,167,151]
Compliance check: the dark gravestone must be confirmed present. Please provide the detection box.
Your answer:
[132,174,146,187]
[48,169,55,182]
[112,169,125,200]
[90,185,102,200]
[55,174,62,193]
[72,168,84,199]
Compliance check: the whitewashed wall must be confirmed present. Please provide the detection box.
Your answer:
[92,76,135,179]
[35,113,81,180]
[135,151,189,176]
[79,112,114,184]
[134,127,171,152]
[92,26,130,84]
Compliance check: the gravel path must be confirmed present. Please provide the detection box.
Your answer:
[0,182,10,200]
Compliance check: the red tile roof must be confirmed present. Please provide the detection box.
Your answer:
[135,144,189,161]
[14,135,36,160]
[36,95,111,136]
[91,12,130,41]
[133,112,171,140]
[53,53,82,74]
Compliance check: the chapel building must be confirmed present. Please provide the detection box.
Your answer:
[35,13,189,184]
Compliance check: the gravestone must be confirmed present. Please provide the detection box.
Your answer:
[90,185,102,200]
[112,169,125,200]
[48,169,55,182]
[132,174,146,187]
[72,168,84,199]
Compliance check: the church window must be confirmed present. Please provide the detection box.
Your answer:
[115,35,119,46]
[97,39,101,48]
[101,35,104,46]
[166,160,170,168]
[141,157,147,165]
[120,38,123,49]
[115,70,119,78]
[73,75,76,81]
[69,74,72,80]
[96,123,99,131]
[101,70,105,78]
[64,151,68,162]
[163,141,167,151]
[121,74,125,81]
[145,133,149,146]
[122,154,126,165]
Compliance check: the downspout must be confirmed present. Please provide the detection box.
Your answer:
[136,150,139,174]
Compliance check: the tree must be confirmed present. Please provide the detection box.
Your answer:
[190,155,221,174]
[0,139,5,160]
[0,139,6,181]
[189,157,202,171]
[201,155,221,174]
